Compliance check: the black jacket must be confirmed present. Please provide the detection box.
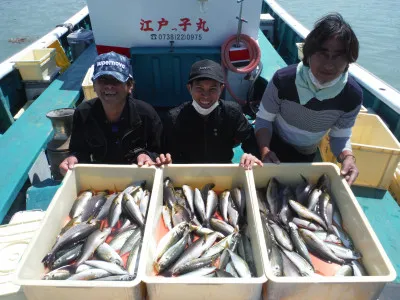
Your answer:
[163,100,260,163]
[69,95,162,164]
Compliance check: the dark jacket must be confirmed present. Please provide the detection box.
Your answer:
[69,95,162,164]
[163,100,260,163]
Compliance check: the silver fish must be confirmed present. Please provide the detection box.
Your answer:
[182,184,195,215]
[96,193,118,221]
[227,198,239,228]
[307,188,322,211]
[331,225,354,249]
[67,268,110,280]
[295,175,314,206]
[318,192,332,229]
[95,242,123,266]
[75,227,112,267]
[219,190,230,223]
[227,249,251,278]
[155,222,189,260]
[269,242,283,276]
[42,221,99,266]
[94,274,134,281]
[324,242,362,260]
[351,260,368,276]
[85,260,128,275]
[204,190,218,227]
[292,217,324,231]
[316,173,330,192]
[332,202,344,228]
[155,231,189,274]
[108,192,123,228]
[127,243,141,276]
[299,228,344,265]
[281,250,302,277]
[202,232,236,258]
[269,221,293,251]
[162,206,173,230]
[225,262,239,277]
[335,264,354,276]
[313,231,342,245]
[266,178,279,216]
[139,189,151,218]
[163,178,177,209]
[109,228,137,251]
[210,218,235,236]
[119,229,142,256]
[172,253,216,276]
[289,200,327,231]
[169,232,219,272]
[69,191,93,218]
[231,187,246,218]
[43,265,73,280]
[201,183,215,204]
[288,222,312,266]
[242,234,256,276]
[215,269,234,277]
[194,188,206,223]
[172,203,191,227]
[279,187,294,226]
[75,264,93,273]
[189,224,225,239]
[179,266,216,277]
[280,247,315,276]
[80,192,107,222]
[52,243,83,270]
[123,192,145,227]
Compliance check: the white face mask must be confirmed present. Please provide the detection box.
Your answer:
[192,99,219,115]
[308,68,342,90]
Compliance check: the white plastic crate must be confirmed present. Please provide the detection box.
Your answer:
[250,163,396,300]
[81,65,97,100]
[141,164,267,300]
[15,164,162,300]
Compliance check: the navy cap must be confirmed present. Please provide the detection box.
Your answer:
[92,52,133,82]
[188,59,224,84]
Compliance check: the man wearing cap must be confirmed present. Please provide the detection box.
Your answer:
[59,52,166,174]
[161,59,261,169]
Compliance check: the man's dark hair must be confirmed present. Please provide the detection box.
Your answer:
[302,13,359,67]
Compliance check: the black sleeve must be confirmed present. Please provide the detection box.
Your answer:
[125,101,163,163]
[68,110,91,163]
[229,104,261,159]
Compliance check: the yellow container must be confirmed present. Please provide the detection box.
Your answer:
[142,164,267,300]
[82,65,97,100]
[15,164,161,300]
[319,113,400,189]
[14,49,57,81]
[250,163,396,300]
[389,166,400,205]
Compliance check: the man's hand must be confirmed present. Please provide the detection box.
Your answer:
[261,149,280,164]
[240,153,263,170]
[340,155,359,185]
[137,153,155,167]
[155,153,172,166]
[59,156,78,176]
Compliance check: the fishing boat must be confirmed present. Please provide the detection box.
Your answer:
[0,0,399,299]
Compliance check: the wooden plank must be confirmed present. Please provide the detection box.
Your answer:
[257,29,287,82]
[352,186,400,283]
[0,44,97,222]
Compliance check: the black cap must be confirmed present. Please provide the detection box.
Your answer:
[188,59,224,84]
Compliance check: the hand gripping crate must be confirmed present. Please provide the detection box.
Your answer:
[319,113,400,189]
[250,163,396,300]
